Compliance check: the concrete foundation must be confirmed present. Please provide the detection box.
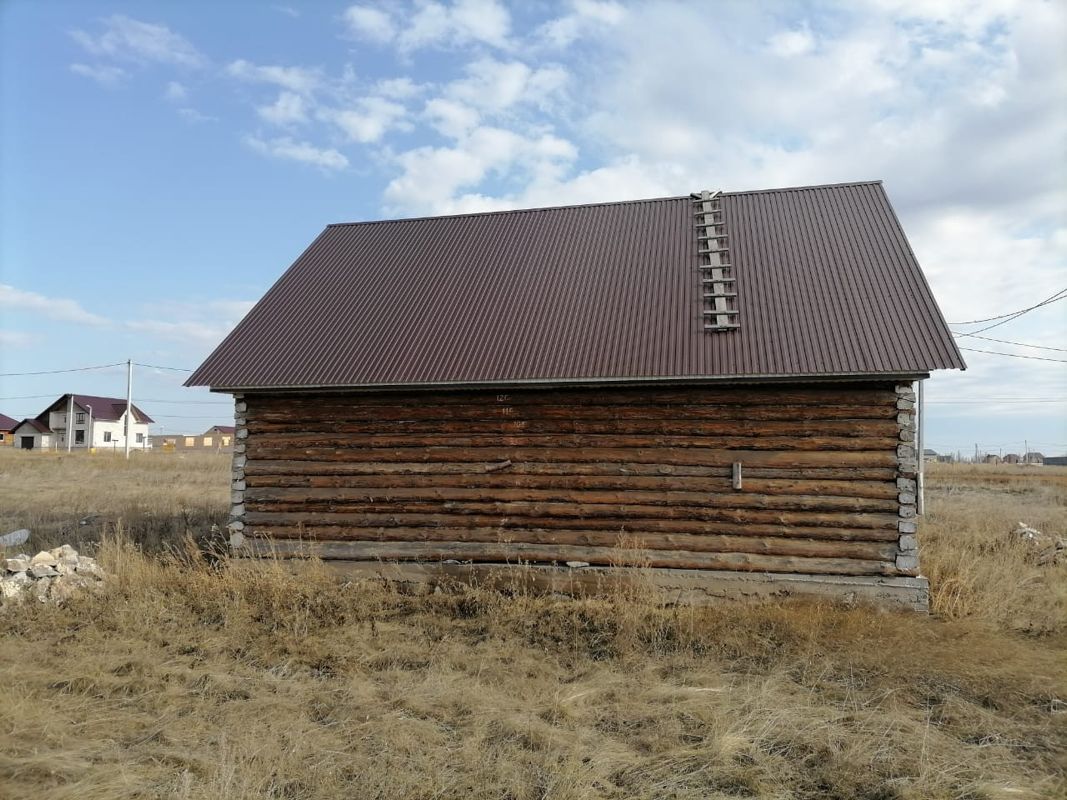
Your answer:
[250,558,930,612]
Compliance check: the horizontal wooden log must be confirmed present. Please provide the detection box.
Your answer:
[245,486,897,513]
[246,432,899,452]
[243,460,899,482]
[250,386,898,410]
[244,445,897,469]
[239,525,898,560]
[244,499,899,529]
[243,512,901,541]
[248,414,899,434]
[239,538,898,576]
[245,473,899,500]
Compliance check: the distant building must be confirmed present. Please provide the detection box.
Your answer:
[12,418,53,450]
[0,413,17,447]
[34,394,153,451]
[151,425,234,452]
[982,454,1001,464]
[922,448,939,462]
[1022,452,1045,465]
[1003,454,1021,464]
[1044,456,1067,466]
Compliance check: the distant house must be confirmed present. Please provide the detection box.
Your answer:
[1023,452,1045,465]
[922,448,939,462]
[36,394,154,451]
[12,418,53,450]
[982,454,1001,464]
[0,413,17,447]
[151,424,234,452]
[1003,454,1021,464]
[1044,456,1067,466]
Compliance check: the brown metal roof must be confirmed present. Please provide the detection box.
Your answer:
[38,394,155,424]
[187,180,965,390]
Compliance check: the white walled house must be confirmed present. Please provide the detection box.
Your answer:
[12,418,53,450]
[37,394,154,451]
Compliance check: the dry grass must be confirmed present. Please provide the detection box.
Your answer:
[1,452,1065,799]
[0,449,229,552]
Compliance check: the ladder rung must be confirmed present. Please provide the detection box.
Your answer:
[702,309,740,316]
[699,263,733,270]
[704,324,740,331]
[698,247,729,255]
[701,275,735,282]
[703,292,738,299]
[698,233,728,240]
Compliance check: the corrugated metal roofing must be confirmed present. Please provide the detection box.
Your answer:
[187,181,965,390]
[38,394,155,424]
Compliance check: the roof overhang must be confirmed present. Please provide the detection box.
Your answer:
[206,371,933,395]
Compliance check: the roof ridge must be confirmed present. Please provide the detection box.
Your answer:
[324,180,885,229]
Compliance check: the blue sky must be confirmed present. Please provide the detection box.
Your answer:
[1,0,1065,456]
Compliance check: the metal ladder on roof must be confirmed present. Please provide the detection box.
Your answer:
[692,190,738,332]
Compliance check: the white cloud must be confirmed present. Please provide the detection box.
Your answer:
[0,330,32,347]
[320,97,408,143]
[258,91,309,125]
[343,0,511,52]
[376,77,422,99]
[275,5,301,17]
[244,136,349,171]
[385,126,577,215]
[446,58,568,114]
[164,81,188,102]
[425,98,480,138]
[343,5,396,42]
[69,63,126,87]
[127,300,254,347]
[178,107,215,123]
[538,0,626,47]
[70,15,205,67]
[767,25,816,57]
[226,59,321,95]
[0,285,109,326]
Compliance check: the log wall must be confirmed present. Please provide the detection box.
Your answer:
[226,382,921,579]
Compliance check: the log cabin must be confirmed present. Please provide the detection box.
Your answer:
[187,181,965,610]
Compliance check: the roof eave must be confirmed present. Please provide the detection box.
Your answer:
[202,369,942,394]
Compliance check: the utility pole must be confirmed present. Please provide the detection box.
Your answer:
[124,359,133,459]
[66,393,74,453]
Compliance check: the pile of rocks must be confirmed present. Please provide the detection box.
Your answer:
[1,545,106,606]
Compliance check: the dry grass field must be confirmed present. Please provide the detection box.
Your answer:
[0,451,1064,799]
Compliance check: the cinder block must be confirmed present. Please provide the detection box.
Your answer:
[896,554,919,572]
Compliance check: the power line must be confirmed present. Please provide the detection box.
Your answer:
[925,398,1065,404]
[957,346,1067,364]
[134,362,193,372]
[948,288,1067,325]
[952,332,1067,352]
[137,398,231,405]
[0,393,57,401]
[0,361,125,377]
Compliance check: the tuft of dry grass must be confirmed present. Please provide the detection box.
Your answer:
[923,463,1067,632]
[0,454,1065,799]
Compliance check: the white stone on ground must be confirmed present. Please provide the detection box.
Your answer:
[1,544,106,608]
